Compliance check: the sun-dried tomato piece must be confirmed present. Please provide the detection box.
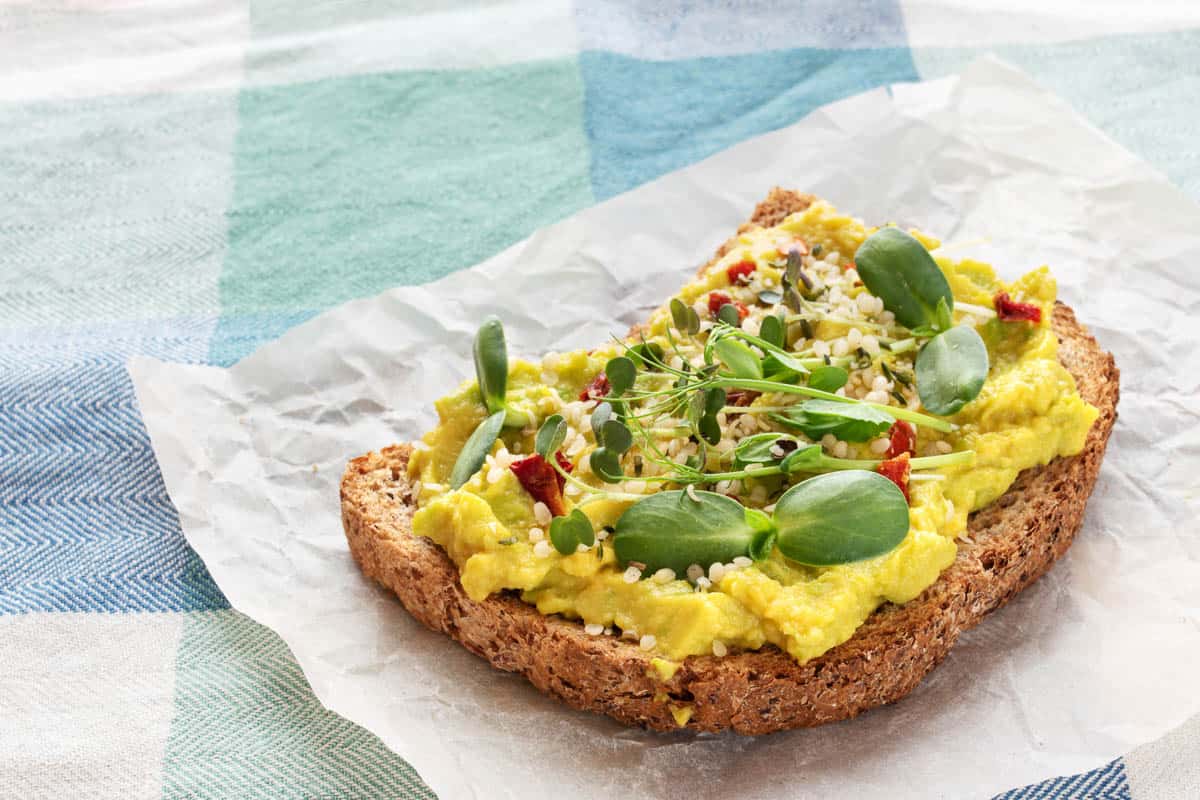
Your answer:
[553,451,573,492]
[707,291,749,320]
[993,291,1042,323]
[877,452,911,503]
[579,372,611,401]
[885,420,916,459]
[510,454,567,517]
[726,260,757,285]
[707,291,732,316]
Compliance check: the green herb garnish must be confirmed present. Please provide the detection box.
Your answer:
[670,297,700,335]
[759,314,784,348]
[712,337,762,380]
[771,399,895,443]
[605,356,637,396]
[717,303,742,328]
[915,324,989,415]
[612,489,775,575]
[612,470,909,573]
[448,409,507,490]
[589,402,635,484]
[772,471,909,566]
[449,317,522,488]
[549,508,595,555]
[473,316,509,415]
[534,414,568,458]
[855,228,953,332]
[855,227,987,415]
[805,364,848,393]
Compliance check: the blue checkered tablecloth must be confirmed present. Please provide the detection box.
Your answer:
[3,2,1198,797]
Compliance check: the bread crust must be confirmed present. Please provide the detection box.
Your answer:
[341,189,1119,734]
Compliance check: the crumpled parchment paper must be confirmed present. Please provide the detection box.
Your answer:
[129,58,1200,800]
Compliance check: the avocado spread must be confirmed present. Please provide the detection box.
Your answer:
[408,201,1097,664]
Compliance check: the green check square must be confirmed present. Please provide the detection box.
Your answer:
[219,59,593,320]
[163,610,436,800]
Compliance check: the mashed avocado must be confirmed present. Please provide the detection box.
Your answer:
[408,202,1097,664]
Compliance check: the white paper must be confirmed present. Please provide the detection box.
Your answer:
[129,58,1200,800]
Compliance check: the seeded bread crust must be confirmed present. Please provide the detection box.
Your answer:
[341,189,1119,734]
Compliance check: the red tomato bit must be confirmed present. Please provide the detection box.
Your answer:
[707,291,732,316]
[993,291,1042,323]
[726,260,757,285]
[885,420,916,459]
[579,372,611,401]
[877,452,912,503]
[706,291,749,320]
[510,454,567,517]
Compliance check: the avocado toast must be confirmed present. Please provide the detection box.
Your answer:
[341,189,1119,734]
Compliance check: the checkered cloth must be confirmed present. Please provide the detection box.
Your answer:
[3,2,1198,798]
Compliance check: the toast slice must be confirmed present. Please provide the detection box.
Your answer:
[341,190,1119,734]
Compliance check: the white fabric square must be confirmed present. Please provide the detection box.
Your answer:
[0,612,184,800]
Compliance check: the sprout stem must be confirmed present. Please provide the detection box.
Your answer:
[711,378,956,432]
[954,300,998,318]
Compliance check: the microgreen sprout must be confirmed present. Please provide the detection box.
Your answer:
[856,227,989,414]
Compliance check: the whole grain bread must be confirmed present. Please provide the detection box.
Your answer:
[341,189,1119,734]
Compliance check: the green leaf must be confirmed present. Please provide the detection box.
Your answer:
[761,347,808,377]
[713,337,762,380]
[772,471,910,566]
[854,228,953,331]
[733,433,803,467]
[704,387,726,417]
[915,325,989,415]
[473,317,509,415]
[599,419,633,454]
[613,490,777,575]
[589,447,624,483]
[670,298,689,332]
[670,298,700,335]
[773,399,895,442]
[686,389,707,428]
[606,356,636,396]
[717,303,742,328]
[759,314,784,348]
[698,415,721,445]
[685,387,725,445]
[549,508,595,555]
[449,410,507,489]
[807,365,849,393]
[590,402,612,440]
[779,444,825,474]
[628,342,664,370]
[761,354,802,383]
[535,414,567,458]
